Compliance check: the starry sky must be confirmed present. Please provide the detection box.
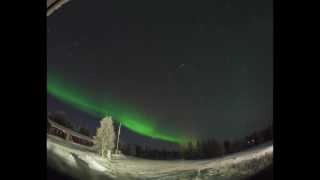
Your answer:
[47,0,273,148]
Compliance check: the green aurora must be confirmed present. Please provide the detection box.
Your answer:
[47,73,193,144]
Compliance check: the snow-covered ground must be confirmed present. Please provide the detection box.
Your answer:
[47,134,273,180]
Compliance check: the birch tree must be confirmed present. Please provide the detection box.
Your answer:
[94,116,116,158]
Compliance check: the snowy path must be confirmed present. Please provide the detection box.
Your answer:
[47,135,273,180]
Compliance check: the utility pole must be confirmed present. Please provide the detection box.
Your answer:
[116,123,121,154]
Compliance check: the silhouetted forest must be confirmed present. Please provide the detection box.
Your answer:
[120,125,273,160]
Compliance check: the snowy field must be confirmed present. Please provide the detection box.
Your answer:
[47,134,273,180]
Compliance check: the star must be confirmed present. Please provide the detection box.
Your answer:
[177,64,185,69]
[73,42,80,47]
[241,65,248,73]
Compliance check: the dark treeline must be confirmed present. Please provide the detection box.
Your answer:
[120,125,273,160]
[48,112,74,130]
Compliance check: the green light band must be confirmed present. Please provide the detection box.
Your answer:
[47,72,192,144]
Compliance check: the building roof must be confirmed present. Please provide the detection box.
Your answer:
[48,118,94,142]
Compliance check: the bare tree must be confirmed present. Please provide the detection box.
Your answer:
[93,116,116,158]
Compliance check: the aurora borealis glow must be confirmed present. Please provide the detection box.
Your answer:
[47,72,192,144]
[47,0,273,148]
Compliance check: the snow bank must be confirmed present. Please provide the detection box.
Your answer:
[47,134,273,180]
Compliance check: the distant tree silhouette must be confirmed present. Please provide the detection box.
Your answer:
[47,118,51,132]
[185,142,193,159]
[262,125,273,141]
[121,144,131,156]
[208,138,223,158]
[48,111,74,130]
[223,140,231,155]
[135,145,142,157]
[196,140,204,159]
[230,139,245,153]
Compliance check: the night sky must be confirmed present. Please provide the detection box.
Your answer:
[47,0,273,148]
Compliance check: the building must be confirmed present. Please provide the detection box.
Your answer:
[47,118,95,147]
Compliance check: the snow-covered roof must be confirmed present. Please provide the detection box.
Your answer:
[48,118,94,142]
